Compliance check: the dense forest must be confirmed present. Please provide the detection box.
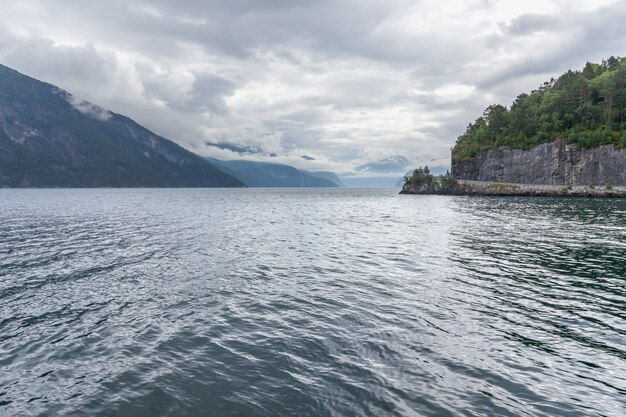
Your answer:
[453,56,626,161]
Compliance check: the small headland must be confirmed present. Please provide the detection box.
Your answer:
[400,167,626,198]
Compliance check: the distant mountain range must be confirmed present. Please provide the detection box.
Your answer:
[0,63,349,188]
[206,158,344,187]
[305,170,345,187]
[0,64,243,187]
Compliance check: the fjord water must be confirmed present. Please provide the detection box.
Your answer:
[1,189,625,417]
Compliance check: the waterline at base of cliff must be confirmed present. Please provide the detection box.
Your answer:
[400,180,626,198]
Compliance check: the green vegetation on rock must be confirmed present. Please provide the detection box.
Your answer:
[403,166,434,186]
[403,166,457,188]
[453,56,626,162]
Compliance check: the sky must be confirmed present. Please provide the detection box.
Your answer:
[1,0,625,181]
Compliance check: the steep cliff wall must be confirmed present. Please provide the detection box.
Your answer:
[452,139,626,186]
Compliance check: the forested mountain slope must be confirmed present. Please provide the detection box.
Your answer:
[453,57,626,162]
[0,64,244,187]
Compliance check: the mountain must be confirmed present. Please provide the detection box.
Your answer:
[339,176,401,188]
[0,64,244,187]
[206,158,339,187]
[453,56,626,162]
[304,171,345,187]
[395,174,409,188]
[449,57,626,187]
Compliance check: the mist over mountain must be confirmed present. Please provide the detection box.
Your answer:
[0,64,243,188]
[303,171,345,187]
[206,158,341,187]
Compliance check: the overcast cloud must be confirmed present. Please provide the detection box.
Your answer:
[1,0,625,177]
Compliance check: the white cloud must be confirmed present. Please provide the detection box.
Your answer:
[0,0,625,176]
[66,95,112,121]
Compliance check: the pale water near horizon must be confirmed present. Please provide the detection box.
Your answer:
[1,189,625,416]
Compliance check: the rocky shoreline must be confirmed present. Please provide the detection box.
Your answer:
[400,180,626,198]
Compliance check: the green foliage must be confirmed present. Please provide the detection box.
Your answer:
[403,167,459,190]
[605,182,614,190]
[404,166,434,186]
[453,56,626,161]
[439,170,457,187]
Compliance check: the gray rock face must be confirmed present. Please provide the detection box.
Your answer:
[452,139,626,185]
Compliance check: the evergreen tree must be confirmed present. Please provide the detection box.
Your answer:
[453,56,626,161]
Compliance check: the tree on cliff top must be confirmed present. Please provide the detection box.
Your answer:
[403,166,434,186]
[453,56,626,161]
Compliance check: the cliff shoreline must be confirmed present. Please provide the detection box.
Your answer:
[452,139,626,186]
[401,138,626,198]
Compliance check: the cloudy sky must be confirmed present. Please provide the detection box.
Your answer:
[1,0,625,179]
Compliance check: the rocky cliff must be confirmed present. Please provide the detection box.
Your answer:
[452,139,626,186]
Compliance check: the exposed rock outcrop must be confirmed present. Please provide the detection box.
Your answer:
[452,139,626,186]
[401,180,626,198]
[399,182,467,195]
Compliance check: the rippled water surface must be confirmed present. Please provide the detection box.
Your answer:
[1,189,625,416]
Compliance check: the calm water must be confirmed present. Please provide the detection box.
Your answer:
[1,189,625,416]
